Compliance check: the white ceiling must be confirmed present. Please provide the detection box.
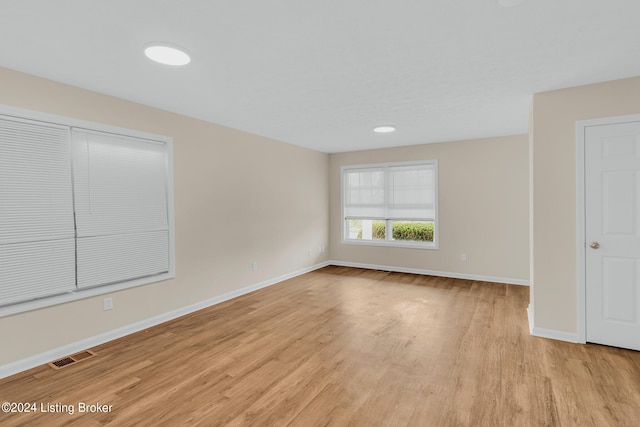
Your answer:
[1,1,640,153]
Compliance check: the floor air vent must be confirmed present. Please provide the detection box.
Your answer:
[49,350,97,370]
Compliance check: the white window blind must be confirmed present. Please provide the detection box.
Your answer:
[344,163,436,220]
[387,164,435,220]
[0,116,76,305]
[71,129,170,289]
[344,167,386,218]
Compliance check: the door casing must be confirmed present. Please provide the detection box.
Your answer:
[575,113,640,344]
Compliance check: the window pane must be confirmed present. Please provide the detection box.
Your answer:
[347,219,386,240]
[391,221,434,243]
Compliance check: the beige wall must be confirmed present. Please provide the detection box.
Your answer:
[330,135,530,282]
[531,75,640,333]
[0,67,329,366]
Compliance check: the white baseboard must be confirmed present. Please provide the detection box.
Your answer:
[530,326,580,344]
[328,260,530,286]
[527,302,581,344]
[0,261,330,380]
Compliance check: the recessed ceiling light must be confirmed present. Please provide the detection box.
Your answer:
[373,125,396,133]
[498,0,525,7]
[144,43,191,66]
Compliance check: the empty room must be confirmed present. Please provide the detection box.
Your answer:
[1,1,640,426]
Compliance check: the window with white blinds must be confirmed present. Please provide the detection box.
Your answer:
[0,117,76,305]
[72,130,170,289]
[342,161,438,248]
[0,110,174,311]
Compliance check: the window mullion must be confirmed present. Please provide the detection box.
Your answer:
[384,166,390,241]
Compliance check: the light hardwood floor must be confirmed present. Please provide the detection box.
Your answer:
[1,266,639,426]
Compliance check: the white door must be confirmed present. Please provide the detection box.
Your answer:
[585,120,640,351]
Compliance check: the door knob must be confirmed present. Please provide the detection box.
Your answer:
[590,242,600,249]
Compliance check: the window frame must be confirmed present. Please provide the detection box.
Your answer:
[0,104,175,317]
[341,160,439,250]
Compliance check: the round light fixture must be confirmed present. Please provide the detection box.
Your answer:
[144,43,191,66]
[373,125,396,133]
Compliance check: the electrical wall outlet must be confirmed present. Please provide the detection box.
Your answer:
[461,254,467,262]
[103,297,113,311]
[252,262,258,271]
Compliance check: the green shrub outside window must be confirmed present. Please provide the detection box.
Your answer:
[356,221,434,242]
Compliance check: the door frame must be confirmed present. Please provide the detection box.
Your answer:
[575,113,640,344]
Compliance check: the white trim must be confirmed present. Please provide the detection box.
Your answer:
[530,326,580,344]
[0,104,170,143]
[0,273,175,318]
[340,159,437,171]
[527,305,580,345]
[575,113,640,345]
[0,261,330,380]
[575,120,587,344]
[329,260,529,286]
[341,239,438,250]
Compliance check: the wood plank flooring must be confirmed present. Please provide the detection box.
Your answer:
[1,266,639,426]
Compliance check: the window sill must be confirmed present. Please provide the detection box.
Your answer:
[342,239,439,250]
[0,272,175,318]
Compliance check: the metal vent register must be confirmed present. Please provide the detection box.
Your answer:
[49,350,97,370]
